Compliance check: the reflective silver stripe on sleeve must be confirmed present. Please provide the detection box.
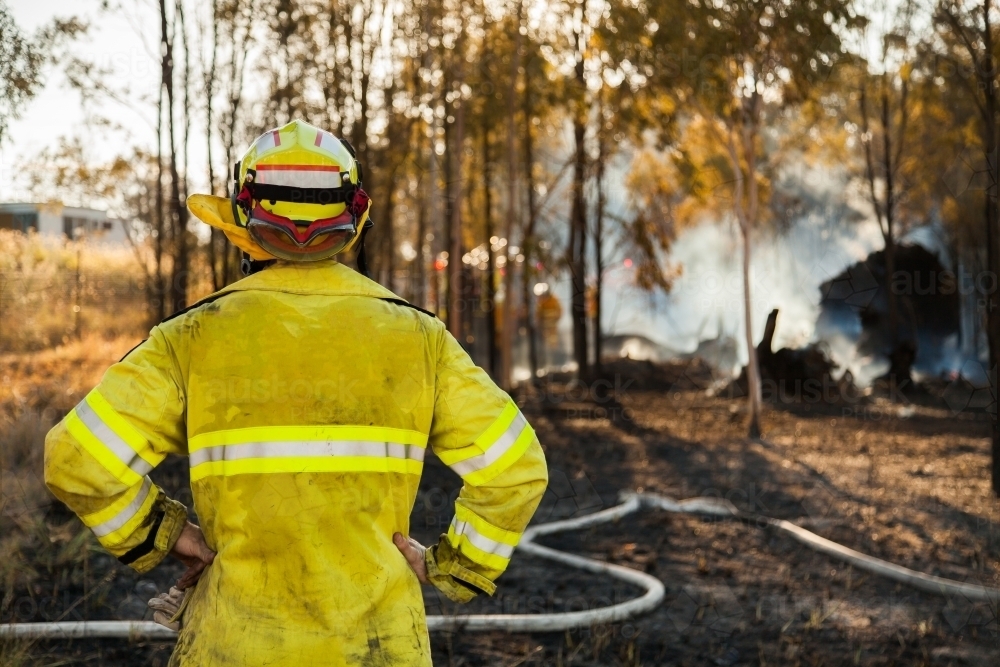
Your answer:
[75,400,154,476]
[90,477,154,538]
[450,516,515,559]
[188,440,426,466]
[448,412,529,478]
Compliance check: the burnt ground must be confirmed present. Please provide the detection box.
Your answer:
[2,358,999,666]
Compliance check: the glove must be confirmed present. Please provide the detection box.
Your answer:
[148,586,187,631]
[425,538,497,604]
[393,531,496,604]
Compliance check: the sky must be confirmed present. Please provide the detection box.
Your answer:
[0,0,179,202]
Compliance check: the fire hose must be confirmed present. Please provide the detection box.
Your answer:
[2,492,996,639]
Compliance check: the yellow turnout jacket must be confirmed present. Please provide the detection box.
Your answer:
[44,260,548,666]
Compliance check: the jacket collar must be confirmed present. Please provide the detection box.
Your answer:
[216,260,400,301]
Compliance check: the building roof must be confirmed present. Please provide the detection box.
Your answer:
[0,202,108,217]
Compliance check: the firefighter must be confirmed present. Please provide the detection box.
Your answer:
[44,119,548,666]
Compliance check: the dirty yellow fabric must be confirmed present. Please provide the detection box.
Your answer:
[44,260,548,666]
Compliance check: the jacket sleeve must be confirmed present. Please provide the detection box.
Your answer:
[44,327,189,574]
[426,326,548,602]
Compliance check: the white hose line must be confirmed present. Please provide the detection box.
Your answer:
[428,495,664,632]
[639,493,1000,605]
[0,497,663,640]
[0,621,177,640]
[772,519,998,603]
[2,491,996,640]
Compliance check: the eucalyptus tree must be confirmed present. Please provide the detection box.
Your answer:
[0,2,44,147]
[933,0,1000,494]
[607,0,861,437]
[852,0,923,386]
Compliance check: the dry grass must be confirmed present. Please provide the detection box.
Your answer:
[2,335,126,515]
[0,231,152,354]
[0,236,151,629]
[0,233,208,663]
[0,410,51,519]
[0,333,139,593]
[0,336,138,552]
[0,231,193,637]
[0,637,37,667]
[0,335,140,420]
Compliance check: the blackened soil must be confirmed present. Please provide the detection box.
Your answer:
[5,360,999,666]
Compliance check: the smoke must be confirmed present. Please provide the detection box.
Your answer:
[533,156,967,388]
[599,161,885,380]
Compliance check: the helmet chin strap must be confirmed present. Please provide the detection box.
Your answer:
[355,218,374,278]
[241,252,275,276]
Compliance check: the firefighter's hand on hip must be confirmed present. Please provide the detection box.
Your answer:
[393,532,428,584]
[171,521,216,590]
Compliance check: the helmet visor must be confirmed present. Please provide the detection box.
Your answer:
[246,206,357,262]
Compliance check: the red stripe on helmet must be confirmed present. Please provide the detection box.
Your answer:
[255,164,340,171]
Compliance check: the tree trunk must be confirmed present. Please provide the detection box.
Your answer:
[222,0,251,286]
[206,0,221,291]
[428,112,441,315]
[982,1,1000,496]
[413,170,427,307]
[482,126,497,377]
[988,156,1000,496]
[521,74,540,381]
[735,96,763,439]
[447,22,466,338]
[861,79,913,392]
[410,2,432,309]
[440,46,456,321]
[984,81,1000,495]
[153,0,169,323]
[593,95,607,374]
[569,125,588,376]
[742,222,762,439]
[759,308,778,357]
[569,12,588,379]
[154,104,164,321]
[499,1,523,389]
[178,0,191,304]
[163,0,188,313]
[385,186,397,289]
[880,87,900,349]
[948,0,1000,495]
